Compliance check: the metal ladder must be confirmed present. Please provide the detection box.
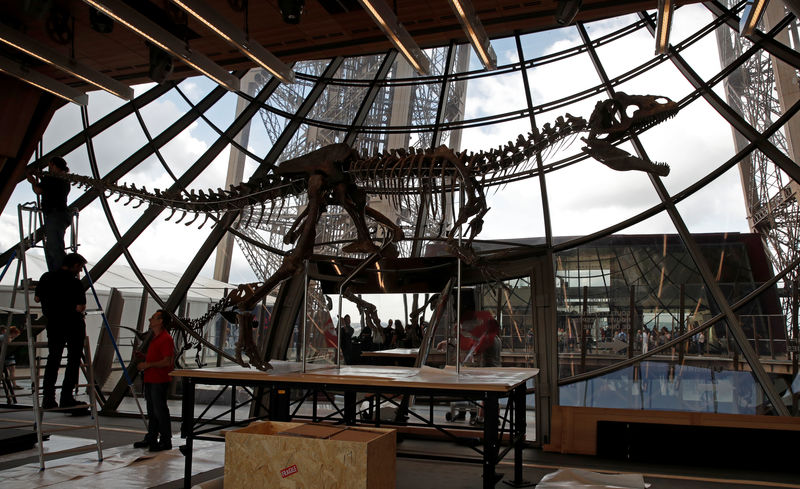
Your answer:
[0,203,103,470]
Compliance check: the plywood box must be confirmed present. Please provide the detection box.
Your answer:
[224,421,396,489]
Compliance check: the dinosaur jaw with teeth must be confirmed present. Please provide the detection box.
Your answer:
[581,138,670,177]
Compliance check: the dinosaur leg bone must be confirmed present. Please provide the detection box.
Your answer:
[364,205,405,241]
[232,174,327,370]
[429,147,487,249]
[343,288,386,345]
[333,182,381,254]
[284,205,310,245]
[363,205,405,258]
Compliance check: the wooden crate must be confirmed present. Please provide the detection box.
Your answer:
[224,421,396,488]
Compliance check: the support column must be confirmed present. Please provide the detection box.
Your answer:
[213,71,259,283]
[532,255,557,446]
[387,58,414,150]
[764,2,800,200]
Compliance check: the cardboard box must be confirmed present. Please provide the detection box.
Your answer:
[224,421,396,488]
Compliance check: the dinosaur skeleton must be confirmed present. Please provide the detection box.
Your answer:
[342,287,388,346]
[60,93,678,370]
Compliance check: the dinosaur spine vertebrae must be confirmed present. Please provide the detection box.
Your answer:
[61,113,587,227]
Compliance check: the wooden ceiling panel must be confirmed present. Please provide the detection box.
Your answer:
[0,0,705,89]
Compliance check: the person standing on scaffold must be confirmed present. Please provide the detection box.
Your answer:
[35,253,90,414]
[27,156,71,271]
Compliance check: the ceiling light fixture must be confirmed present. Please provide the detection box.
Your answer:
[166,0,294,83]
[81,0,240,91]
[89,6,115,34]
[356,0,431,75]
[739,0,769,36]
[555,0,582,25]
[0,24,133,100]
[655,0,674,54]
[446,0,497,70]
[0,54,88,106]
[148,43,174,84]
[277,0,305,24]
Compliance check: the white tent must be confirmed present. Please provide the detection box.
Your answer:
[0,254,234,302]
[0,254,242,368]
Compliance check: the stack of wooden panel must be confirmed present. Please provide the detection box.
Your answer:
[224,421,396,488]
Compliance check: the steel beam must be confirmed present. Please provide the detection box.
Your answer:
[532,255,558,446]
[516,31,559,445]
[431,42,458,148]
[344,51,398,147]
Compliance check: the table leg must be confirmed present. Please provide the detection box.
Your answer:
[483,393,500,489]
[269,384,290,421]
[181,378,195,489]
[344,390,356,425]
[375,392,381,427]
[502,385,534,487]
[230,385,236,425]
[515,385,525,483]
[312,388,318,422]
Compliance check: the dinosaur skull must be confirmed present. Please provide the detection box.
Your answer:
[582,92,678,177]
[587,92,679,142]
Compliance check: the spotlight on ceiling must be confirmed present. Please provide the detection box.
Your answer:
[655,0,674,55]
[46,7,74,45]
[166,0,295,83]
[278,0,305,24]
[356,0,431,75]
[82,0,239,91]
[446,0,497,70]
[148,43,174,84]
[89,6,114,33]
[555,0,582,25]
[0,23,133,99]
[740,0,769,36]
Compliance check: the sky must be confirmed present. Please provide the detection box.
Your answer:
[0,5,755,324]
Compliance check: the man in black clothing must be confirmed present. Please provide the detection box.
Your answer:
[27,156,71,271]
[34,253,88,412]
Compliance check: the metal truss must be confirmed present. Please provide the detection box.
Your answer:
[713,0,800,336]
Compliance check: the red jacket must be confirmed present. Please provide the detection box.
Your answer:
[144,329,175,383]
[456,310,499,354]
